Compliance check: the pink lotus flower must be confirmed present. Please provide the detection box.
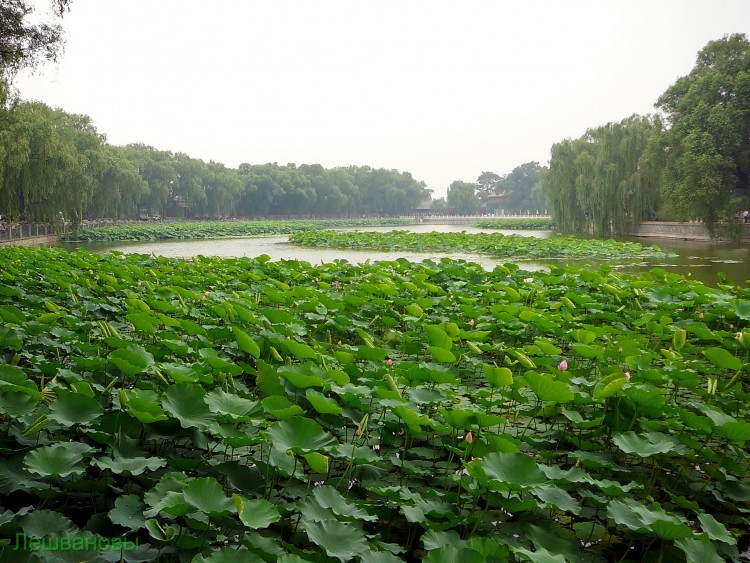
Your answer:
[625,371,631,382]
[469,319,475,327]
[465,431,474,444]
[386,358,394,366]
[558,359,568,371]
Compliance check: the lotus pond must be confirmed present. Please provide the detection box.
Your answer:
[63,218,414,243]
[1,245,749,562]
[475,219,556,230]
[288,230,669,260]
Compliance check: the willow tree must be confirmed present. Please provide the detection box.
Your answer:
[0,102,105,224]
[542,115,661,236]
[542,138,590,233]
[655,33,750,236]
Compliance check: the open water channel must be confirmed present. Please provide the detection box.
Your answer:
[70,224,750,287]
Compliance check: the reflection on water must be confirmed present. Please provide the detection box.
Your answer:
[62,224,750,287]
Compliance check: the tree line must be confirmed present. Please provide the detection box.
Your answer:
[439,162,549,215]
[0,102,429,225]
[2,5,748,235]
[541,33,750,237]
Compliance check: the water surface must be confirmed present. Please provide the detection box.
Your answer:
[63,224,750,286]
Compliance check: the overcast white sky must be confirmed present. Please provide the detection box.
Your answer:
[16,0,750,198]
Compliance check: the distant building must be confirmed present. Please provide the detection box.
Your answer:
[414,198,433,215]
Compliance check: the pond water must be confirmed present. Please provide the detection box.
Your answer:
[65,224,750,287]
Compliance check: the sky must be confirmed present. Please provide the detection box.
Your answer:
[16,0,750,198]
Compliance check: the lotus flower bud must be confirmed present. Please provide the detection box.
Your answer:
[558,359,568,371]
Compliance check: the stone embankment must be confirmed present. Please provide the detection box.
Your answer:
[628,221,750,241]
[0,235,58,246]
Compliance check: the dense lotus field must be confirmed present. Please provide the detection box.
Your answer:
[474,219,556,230]
[62,218,414,243]
[289,230,669,260]
[0,246,749,562]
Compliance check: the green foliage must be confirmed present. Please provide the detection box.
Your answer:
[656,33,750,235]
[289,229,670,259]
[482,162,549,212]
[0,0,69,82]
[542,114,662,236]
[0,103,429,224]
[63,217,413,242]
[475,218,556,230]
[447,180,482,214]
[0,245,748,561]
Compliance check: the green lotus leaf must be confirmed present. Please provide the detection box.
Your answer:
[233,325,260,358]
[160,362,212,384]
[303,518,369,562]
[198,348,242,375]
[592,373,628,400]
[484,365,513,387]
[613,431,689,457]
[24,444,92,478]
[702,347,742,370]
[428,346,456,363]
[405,303,423,317]
[262,395,304,420]
[356,345,389,361]
[425,325,452,350]
[697,512,736,545]
[126,311,160,334]
[204,388,263,421]
[312,485,377,522]
[183,477,234,516]
[108,344,155,377]
[278,365,325,389]
[94,455,167,476]
[0,391,39,417]
[359,551,405,563]
[674,537,725,563]
[233,495,281,529]
[125,396,169,423]
[393,404,434,430]
[713,421,750,444]
[145,518,178,541]
[424,546,485,563]
[607,497,692,538]
[281,338,318,360]
[572,522,606,542]
[161,383,216,430]
[532,486,581,513]
[266,417,337,453]
[108,494,147,530]
[303,452,329,473]
[510,546,567,563]
[21,509,77,537]
[48,390,103,426]
[439,408,477,429]
[474,452,546,489]
[0,304,26,324]
[525,371,574,403]
[305,389,343,415]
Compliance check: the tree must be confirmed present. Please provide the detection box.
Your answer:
[655,33,750,234]
[0,101,104,225]
[0,0,71,84]
[476,171,503,198]
[542,115,661,236]
[494,162,547,212]
[447,181,481,214]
